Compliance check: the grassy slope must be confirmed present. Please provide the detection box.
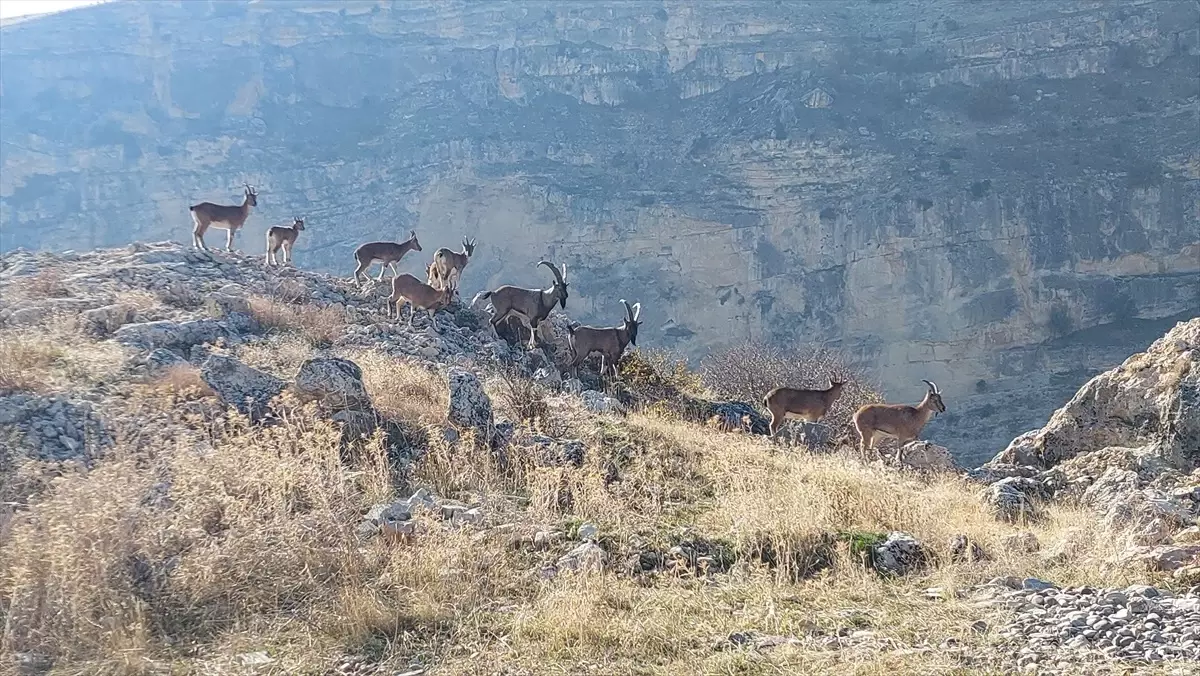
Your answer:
[0,263,1167,676]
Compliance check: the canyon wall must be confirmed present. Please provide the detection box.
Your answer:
[2,0,1197,463]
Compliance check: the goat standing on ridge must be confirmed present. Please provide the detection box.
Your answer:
[430,237,476,299]
[852,380,946,461]
[265,217,305,267]
[190,184,257,252]
[763,379,846,436]
[388,273,453,328]
[353,230,422,285]
[472,260,569,349]
[566,299,642,378]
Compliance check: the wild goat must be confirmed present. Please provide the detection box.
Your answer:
[430,237,476,297]
[353,230,421,284]
[472,260,568,349]
[566,299,642,378]
[852,380,946,460]
[190,184,257,251]
[264,217,304,267]
[387,273,453,328]
[763,378,846,436]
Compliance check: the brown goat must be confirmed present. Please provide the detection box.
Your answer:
[190,184,257,251]
[265,217,304,267]
[566,299,642,378]
[387,273,453,328]
[852,380,946,460]
[471,261,568,349]
[763,379,846,436]
[353,230,422,284]
[430,237,476,298]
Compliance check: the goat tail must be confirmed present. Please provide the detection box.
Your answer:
[469,290,491,308]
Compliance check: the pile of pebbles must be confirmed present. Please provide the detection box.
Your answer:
[0,393,110,463]
[986,582,1200,671]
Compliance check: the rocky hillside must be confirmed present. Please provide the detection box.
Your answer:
[1,1,1198,462]
[2,243,1199,675]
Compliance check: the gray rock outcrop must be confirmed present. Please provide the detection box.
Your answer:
[200,355,286,420]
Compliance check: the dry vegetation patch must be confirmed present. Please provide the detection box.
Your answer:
[247,294,347,348]
[0,322,126,394]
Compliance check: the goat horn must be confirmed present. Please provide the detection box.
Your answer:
[922,379,939,393]
[537,260,565,285]
[632,302,641,321]
[620,298,634,321]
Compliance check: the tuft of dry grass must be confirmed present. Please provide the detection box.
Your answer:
[141,363,216,398]
[343,348,448,427]
[0,323,126,394]
[489,366,551,425]
[10,267,71,300]
[247,294,347,348]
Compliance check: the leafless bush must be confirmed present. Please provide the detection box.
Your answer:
[700,341,882,436]
[493,366,550,424]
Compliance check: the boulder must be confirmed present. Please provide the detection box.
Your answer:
[580,389,623,414]
[203,292,251,319]
[142,348,187,373]
[79,303,136,335]
[981,477,1043,523]
[200,355,285,419]
[900,441,957,472]
[446,368,494,446]
[115,318,227,350]
[872,532,929,576]
[989,318,1199,470]
[703,400,771,435]
[1084,468,1195,546]
[1115,544,1200,572]
[557,542,607,574]
[292,357,372,412]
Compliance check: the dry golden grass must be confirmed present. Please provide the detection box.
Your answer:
[0,396,1160,675]
[8,267,71,301]
[343,348,449,427]
[0,323,125,394]
[247,294,347,348]
[127,363,218,406]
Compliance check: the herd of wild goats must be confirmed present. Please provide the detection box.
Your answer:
[188,185,948,457]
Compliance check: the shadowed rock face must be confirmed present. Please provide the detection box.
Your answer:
[1,0,1197,464]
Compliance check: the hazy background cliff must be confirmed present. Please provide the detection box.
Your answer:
[1,0,1197,464]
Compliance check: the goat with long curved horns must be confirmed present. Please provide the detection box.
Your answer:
[566,299,642,378]
[471,260,569,349]
[852,379,946,461]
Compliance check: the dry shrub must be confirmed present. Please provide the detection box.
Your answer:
[701,341,882,435]
[142,363,215,398]
[0,325,125,394]
[0,336,64,394]
[618,348,705,404]
[345,349,448,427]
[247,294,347,348]
[491,366,550,424]
[12,267,70,300]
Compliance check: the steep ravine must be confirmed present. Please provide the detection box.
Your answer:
[1,0,1197,464]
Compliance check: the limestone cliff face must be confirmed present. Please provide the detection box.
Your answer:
[1,0,1197,463]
